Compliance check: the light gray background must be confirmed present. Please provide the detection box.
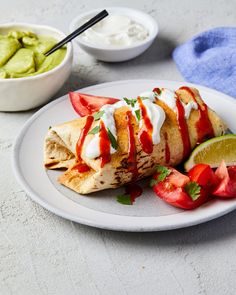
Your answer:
[1,0,236,294]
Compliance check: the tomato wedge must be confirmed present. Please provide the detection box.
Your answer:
[167,168,189,187]
[213,160,236,198]
[69,92,119,116]
[153,182,208,210]
[151,166,209,210]
[188,163,219,193]
[151,161,236,210]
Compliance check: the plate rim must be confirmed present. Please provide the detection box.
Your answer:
[12,79,236,232]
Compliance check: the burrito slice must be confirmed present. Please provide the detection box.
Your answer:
[44,87,227,194]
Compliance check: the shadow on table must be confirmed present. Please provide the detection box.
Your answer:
[101,34,176,68]
[53,34,177,97]
[73,209,236,247]
[56,34,177,96]
[52,35,175,99]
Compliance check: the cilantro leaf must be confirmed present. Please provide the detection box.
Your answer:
[135,109,141,121]
[88,126,100,135]
[93,110,104,121]
[123,97,137,108]
[184,181,201,201]
[150,178,158,187]
[107,128,118,150]
[117,194,132,205]
[156,165,171,182]
[130,99,137,107]
[123,97,130,105]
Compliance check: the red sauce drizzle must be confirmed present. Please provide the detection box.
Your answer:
[74,115,94,172]
[72,163,90,173]
[179,86,215,143]
[137,97,153,154]
[126,111,138,181]
[76,115,94,160]
[153,87,161,95]
[126,183,143,204]
[176,95,192,159]
[99,120,111,167]
[164,132,170,164]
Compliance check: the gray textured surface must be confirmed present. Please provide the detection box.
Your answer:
[1,0,236,294]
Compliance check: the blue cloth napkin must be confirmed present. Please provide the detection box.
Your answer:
[173,27,236,98]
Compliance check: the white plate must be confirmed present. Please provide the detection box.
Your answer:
[13,80,236,232]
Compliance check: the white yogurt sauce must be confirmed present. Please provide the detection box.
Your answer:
[85,100,126,159]
[85,93,166,159]
[80,14,149,47]
[154,88,198,119]
[138,98,166,144]
[84,134,100,159]
[84,88,200,160]
[139,91,155,101]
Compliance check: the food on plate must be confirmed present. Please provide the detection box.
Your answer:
[0,30,66,78]
[188,163,219,194]
[213,160,236,198]
[79,14,149,47]
[116,183,143,205]
[44,86,227,194]
[185,134,236,171]
[151,165,210,209]
[151,160,236,209]
[69,92,119,117]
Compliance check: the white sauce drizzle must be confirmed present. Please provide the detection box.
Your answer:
[139,91,155,101]
[154,88,198,119]
[85,100,126,159]
[138,98,165,144]
[84,87,198,160]
[183,101,198,119]
[84,135,100,159]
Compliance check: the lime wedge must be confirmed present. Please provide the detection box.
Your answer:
[185,134,236,171]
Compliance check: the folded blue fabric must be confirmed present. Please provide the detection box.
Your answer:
[173,27,236,98]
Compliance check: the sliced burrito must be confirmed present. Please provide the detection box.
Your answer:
[44,87,227,194]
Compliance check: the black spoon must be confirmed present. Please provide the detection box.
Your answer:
[45,9,109,56]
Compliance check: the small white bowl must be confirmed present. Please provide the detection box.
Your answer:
[70,7,158,62]
[0,23,73,112]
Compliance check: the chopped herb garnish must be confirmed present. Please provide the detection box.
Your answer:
[93,110,104,121]
[48,126,52,130]
[123,97,130,105]
[156,165,171,182]
[107,128,118,150]
[135,109,141,121]
[88,126,100,135]
[123,97,137,108]
[117,194,132,205]
[150,178,158,187]
[140,96,149,100]
[184,182,201,201]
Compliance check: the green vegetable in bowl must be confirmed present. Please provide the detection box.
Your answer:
[0,30,66,78]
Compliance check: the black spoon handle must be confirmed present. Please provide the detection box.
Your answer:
[45,9,108,56]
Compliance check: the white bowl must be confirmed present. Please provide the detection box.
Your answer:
[70,7,158,62]
[0,23,73,112]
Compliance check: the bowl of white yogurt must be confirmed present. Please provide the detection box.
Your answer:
[70,7,158,62]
